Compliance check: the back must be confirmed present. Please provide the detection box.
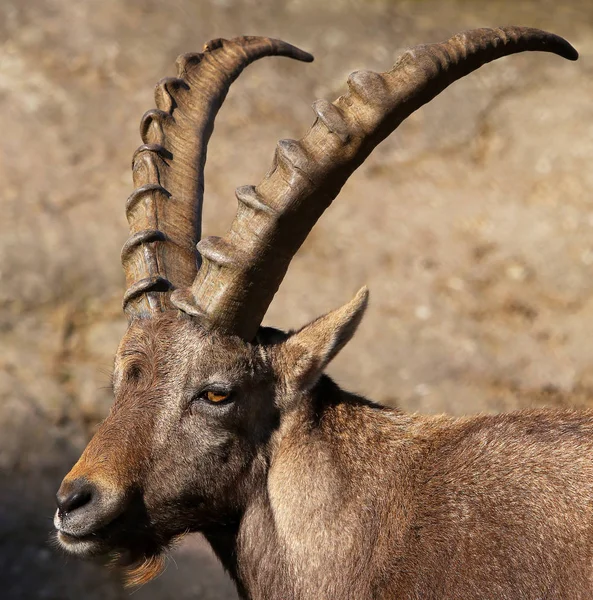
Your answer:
[393,410,593,599]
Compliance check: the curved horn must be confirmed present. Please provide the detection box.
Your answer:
[122,37,313,319]
[170,26,577,340]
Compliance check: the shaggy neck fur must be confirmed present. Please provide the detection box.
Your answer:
[204,377,431,599]
[204,377,593,600]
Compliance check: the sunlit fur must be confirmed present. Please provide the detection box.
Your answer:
[55,308,284,576]
[120,554,166,588]
[55,293,593,599]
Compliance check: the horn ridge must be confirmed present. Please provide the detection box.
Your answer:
[122,37,314,319]
[174,26,577,339]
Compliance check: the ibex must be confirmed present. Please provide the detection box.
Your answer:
[54,28,592,599]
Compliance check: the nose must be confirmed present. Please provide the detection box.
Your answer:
[56,478,96,518]
[55,475,129,538]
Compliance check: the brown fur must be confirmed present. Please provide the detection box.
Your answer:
[122,555,166,588]
[52,27,586,600]
[55,296,593,599]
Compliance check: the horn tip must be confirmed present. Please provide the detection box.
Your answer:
[543,31,579,61]
[562,42,579,61]
[297,49,314,63]
[528,28,578,61]
[263,37,314,63]
[269,38,314,63]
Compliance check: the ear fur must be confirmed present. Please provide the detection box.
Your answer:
[278,287,369,392]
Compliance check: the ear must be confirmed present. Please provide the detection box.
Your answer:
[278,287,369,392]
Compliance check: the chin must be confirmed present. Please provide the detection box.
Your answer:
[54,524,175,588]
[55,530,108,558]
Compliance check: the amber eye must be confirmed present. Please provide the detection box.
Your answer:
[191,388,234,408]
[204,390,230,403]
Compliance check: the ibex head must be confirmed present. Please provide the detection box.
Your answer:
[53,30,577,584]
[54,290,367,583]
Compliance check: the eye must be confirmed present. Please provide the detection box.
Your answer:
[204,390,230,403]
[193,388,234,406]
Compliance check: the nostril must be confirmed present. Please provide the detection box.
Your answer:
[62,489,92,513]
[56,479,96,517]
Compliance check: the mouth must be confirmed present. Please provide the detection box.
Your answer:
[55,528,107,557]
[53,507,119,559]
[55,521,170,588]
[53,505,168,570]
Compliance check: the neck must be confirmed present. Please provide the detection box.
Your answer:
[202,523,248,599]
[204,376,413,600]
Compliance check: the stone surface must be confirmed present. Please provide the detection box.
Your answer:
[1,0,592,597]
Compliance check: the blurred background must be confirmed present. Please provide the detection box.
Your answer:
[1,0,592,598]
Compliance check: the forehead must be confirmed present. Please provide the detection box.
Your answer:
[115,313,254,377]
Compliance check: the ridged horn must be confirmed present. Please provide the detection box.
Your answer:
[122,37,313,318]
[170,26,577,340]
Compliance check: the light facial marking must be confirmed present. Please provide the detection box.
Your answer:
[54,510,102,556]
